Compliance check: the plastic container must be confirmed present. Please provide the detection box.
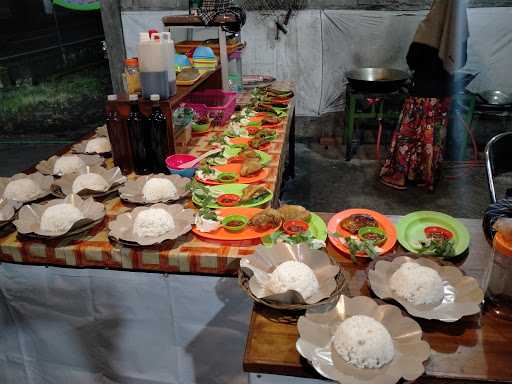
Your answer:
[123,58,141,95]
[183,89,236,126]
[161,32,177,97]
[228,50,243,92]
[487,233,512,320]
[138,32,170,99]
[193,46,215,60]
[165,154,198,178]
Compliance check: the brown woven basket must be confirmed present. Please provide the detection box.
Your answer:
[238,255,348,312]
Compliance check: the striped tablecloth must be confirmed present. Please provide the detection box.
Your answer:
[0,95,294,276]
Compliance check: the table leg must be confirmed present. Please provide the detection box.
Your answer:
[345,95,356,161]
[288,109,296,179]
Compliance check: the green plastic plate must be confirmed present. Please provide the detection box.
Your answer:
[221,147,271,166]
[396,211,470,256]
[192,184,273,209]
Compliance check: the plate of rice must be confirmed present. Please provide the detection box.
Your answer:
[108,203,195,246]
[0,198,22,228]
[37,154,105,176]
[368,255,484,322]
[51,166,126,198]
[239,243,345,310]
[119,174,190,205]
[0,173,53,204]
[72,137,112,155]
[13,194,105,238]
[95,125,108,138]
[296,295,430,384]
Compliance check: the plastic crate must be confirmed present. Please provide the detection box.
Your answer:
[183,89,236,126]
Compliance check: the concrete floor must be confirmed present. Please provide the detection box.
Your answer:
[280,140,492,219]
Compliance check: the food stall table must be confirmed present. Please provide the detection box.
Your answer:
[0,84,295,275]
[0,84,295,383]
[243,214,512,384]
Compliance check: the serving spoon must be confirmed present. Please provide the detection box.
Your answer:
[177,148,222,169]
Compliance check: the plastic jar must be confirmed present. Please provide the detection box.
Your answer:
[228,50,243,92]
[487,232,512,320]
[123,58,141,95]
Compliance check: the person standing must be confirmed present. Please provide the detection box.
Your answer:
[379,0,469,191]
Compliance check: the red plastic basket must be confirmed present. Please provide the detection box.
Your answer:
[184,89,236,126]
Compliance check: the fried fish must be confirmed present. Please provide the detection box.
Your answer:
[240,159,263,177]
[240,185,269,203]
[250,208,282,231]
[277,205,311,222]
[340,214,378,234]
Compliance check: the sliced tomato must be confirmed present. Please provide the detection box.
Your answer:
[424,226,453,240]
[247,126,260,135]
[216,194,241,207]
[283,220,309,236]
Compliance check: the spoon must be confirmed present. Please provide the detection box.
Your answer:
[177,148,222,169]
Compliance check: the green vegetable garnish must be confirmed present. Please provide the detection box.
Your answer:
[418,238,456,258]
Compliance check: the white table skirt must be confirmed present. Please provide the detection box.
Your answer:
[0,263,252,384]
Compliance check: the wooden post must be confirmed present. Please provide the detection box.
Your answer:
[100,0,126,94]
[218,27,229,91]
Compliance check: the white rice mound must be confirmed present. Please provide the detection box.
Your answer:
[267,260,320,300]
[3,178,43,202]
[85,137,111,153]
[142,178,178,202]
[72,173,109,194]
[333,315,394,369]
[53,155,85,175]
[133,208,176,238]
[40,203,85,233]
[390,262,444,305]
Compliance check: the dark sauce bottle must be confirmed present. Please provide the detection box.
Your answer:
[148,94,169,173]
[127,94,151,174]
[106,94,133,174]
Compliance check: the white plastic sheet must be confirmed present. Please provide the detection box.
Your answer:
[121,8,512,116]
[0,263,251,384]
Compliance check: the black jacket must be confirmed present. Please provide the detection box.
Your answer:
[406,42,467,98]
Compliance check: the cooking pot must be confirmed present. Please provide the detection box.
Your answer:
[346,67,410,93]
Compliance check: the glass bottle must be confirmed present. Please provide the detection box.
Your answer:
[106,94,133,174]
[147,94,169,173]
[127,94,151,175]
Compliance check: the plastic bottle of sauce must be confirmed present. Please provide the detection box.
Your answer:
[123,57,141,95]
[106,94,133,174]
[127,94,151,174]
[147,94,169,173]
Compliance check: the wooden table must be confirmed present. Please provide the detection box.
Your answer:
[0,87,295,276]
[244,214,512,383]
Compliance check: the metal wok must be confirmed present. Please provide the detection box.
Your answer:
[478,90,512,106]
[346,67,410,93]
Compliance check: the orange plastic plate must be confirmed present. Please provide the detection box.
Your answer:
[327,208,397,258]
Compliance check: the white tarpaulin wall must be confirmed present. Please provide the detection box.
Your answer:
[123,8,512,117]
[0,264,251,384]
